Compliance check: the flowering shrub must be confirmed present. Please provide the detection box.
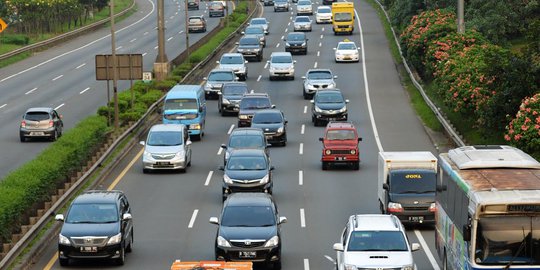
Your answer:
[505,93,540,155]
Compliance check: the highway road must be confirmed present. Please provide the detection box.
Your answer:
[27,0,443,269]
[0,0,230,178]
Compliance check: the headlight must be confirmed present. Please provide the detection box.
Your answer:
[328,83,335,88]
[217,236,231,247]
[59,234,71,245]
[264,236,279,247]
[223,174,233,184]
[143,151,153,159]
[189,123,201,130]
[239,115,249,119]
[337,106,347,113]
[388,202,404,213]
[237,48,244,52]
[350,149,356,155]
[344,265,357,270]
[259,174,269,184]
[253,48,260,52]
[285,42,291,46]
[315,106,322,113]
[301,42,306,46]
[206,83,213,88]
[225,151,231,160]
[402,265,414,270]
[325,149,331,155]
[107,233,122,245]
[277,127,284,134]
[175,151,185,159]
[222,98,230,105]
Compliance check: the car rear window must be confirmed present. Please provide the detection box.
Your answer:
[147,131,183,146]
[326,129,356,140]
[223,85,248,95]
[287,33,305,41]
[308,71,332,79]
[229,134,265,148]
[209,71,235,81]
[240,98,271,109]
[253,112,283,124]
[271,55,293,63]
[25,112,50,121]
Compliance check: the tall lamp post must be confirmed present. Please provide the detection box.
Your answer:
[185,0,190,63]
[110,0,119,129]
[155,0,170,80]
[457,0,465,33]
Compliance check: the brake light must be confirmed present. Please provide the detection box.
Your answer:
[49,120,54,127]
[429,203,437,212]
[387,202,403,213]
[21,120,26,128]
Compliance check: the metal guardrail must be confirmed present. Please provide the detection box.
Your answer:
[0,2,260,269]
[372,0,466,147]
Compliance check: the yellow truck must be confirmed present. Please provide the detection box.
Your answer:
[170,261,252,270]
[331,2,355,35]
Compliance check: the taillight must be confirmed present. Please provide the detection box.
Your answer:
[21,120,26,128]
[387,202,403,213]
[48,120,54,127]
[429,203,437,212]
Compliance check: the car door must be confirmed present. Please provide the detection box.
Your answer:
[120,196,133,244]
[53,110,63,133]
[183,127,192,163]
[337,225,349,270]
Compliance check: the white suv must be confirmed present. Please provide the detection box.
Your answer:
[333,214,420,270]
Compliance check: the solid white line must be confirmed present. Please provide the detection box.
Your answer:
[116,46,123,50]
[205,171,214,186]
[300,208,306,227]
[299,143,304,155]
[317,51,320,57]
[415,230,441,270]
[55,103,65,110]
[314,62,318,68]
[130,38,137,43]
[188,209,199,228]
[52,75,63,81]
[299,170,303,185]
[301,124,305,134]
[217,147,223,155]
[227,124,235,134]
[76,63,86,69]
[304,258,310,270]
[79,87,90,94]
[167,37,173,42]
[25,87,37,95]
[142,52,148,56]
[303,106,307,114]
[0,104,6,109]
[264,62,269,69]
[320,34,323,39]
[257,75,262,82]
[276,43,280,48]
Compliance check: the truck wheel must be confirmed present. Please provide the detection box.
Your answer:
[322,162,329,170]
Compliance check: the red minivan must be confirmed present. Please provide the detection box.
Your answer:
[319,121,362,170]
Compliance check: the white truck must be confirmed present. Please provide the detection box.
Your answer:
[378,151,438,225]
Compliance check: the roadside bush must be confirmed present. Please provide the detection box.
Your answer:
[387,0,424,31]
[505,93,540,158]
[0,34,30,45]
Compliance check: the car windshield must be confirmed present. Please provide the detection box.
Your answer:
[318,8,331,13]
[240,98,271,109]
[338,43,357,50]
[25,111,50,121]
[66,203,119,223]
[221,56,243,64]
[326,129,356,140]
[287,33,305,41]
[272,56,293,63]
[164,98,198,111]
[316,93,344,103]
[308,71,332,79]
[296,17,310,22]
[227,156,267,170]
[347,231,408,251]
[228,135,265,148]
[147,131,183,146]
[298,0,311,5]
[251,19,266,25]
[221,206,276,227]
[389,171,436,194]
[334,12,353,22]
[253,112,283,124]
[208,71,234,81]
[239,38,259,45]
[245,27,264,34]
[223,85,247,95]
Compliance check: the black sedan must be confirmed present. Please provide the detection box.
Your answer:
[283,32,308,55]
[250,109,288,146]
[311,89,349,126]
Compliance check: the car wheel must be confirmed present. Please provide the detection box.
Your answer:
[143,168,150,174]
[271,260,282,270]
[20,135,26,142]
[352,162,360,170]
[51,130,58,141]
[322,162,329,170]
[116,245,125,265]
[303,90,310,100]
[191,134,202,141]
[443,251,450,270]
[59,257,69,267]
[269,76,274,81]
[311,115,315,123]
[126,231,134,253]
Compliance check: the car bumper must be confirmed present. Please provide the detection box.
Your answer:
[393,210,435,225]
[297,10,312,15]
[304,85,335,95]
[223,181,273,194]
[316,17,332,23]
[321,154,359,162]
[335,55,359,62]
[313,112,347,121]
[58,243,122,260]
[221,103,240,113]
[285,46,307,53]
[269,70,294,77]
[209,11,225,16]
[187,4,199,9]
[237,118,252,127]
[216,245,280,263]
[188,27,205,32]
[20,127,56,138]
[205,88,222,97]
[238,51,261,59]
[294,26,312,31]
[142,157,187,170]
[264,132,286,144]
[274,5,288,10]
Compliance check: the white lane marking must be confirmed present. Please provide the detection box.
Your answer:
[154,46,158,50]
[175,12,179,15]
[303,106,307,114]
[170,16,174,20]
[298,170,303,185]
[130,38,137,43]
[319,42,322,47]
[304,259,310,270]
[75,63,86,69]
[227,124,235,134]
[300,208,306,227]
[257,75,262,82]
[314,62,318,68]
[299,143,304,155]
[167,37,173,42]
[322,27,325,31]
[179,31,182,34]
[179,30,184,34]
[144,31,149,35]
[25,87,37,95]
[217,146,223,155]
[414,230,441,270]
[324,255,335,264]
[55,103,65,110]
[205,171,214,186]
[52,75,63,81]
[320,34,323,39]
[288,22,291,26]
[0,104,6,109]
[264,62,269,69]
[142,52,148,56]
[116,46,123,50]
[317,51,320,57]
[188,209,199,228]
[301,124,305,134]
[281,35,284,40]
[79,87,90,94]
[285,28,288,32]
[276,43,280,48]
[290,16,293,20]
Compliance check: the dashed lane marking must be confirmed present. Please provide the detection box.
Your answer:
[25,87,37,95]
[299,143,304,155]
[301,124,305,134]
[300,208,306,227]
[227,124,235,134]
[205,171,214,186]
[52,75,63,81]
[80,87,90,94]
[76,63,86,69]
[188,209,199,228]
[299,170,303,185]
[303,106,307,114]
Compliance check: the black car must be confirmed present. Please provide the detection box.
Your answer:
[250,109,288,146]
[236,35,264,62]
[263,0,274,6]
[221,127,270,165]
[238,93,275,127]
[55,190,134,266]
[218,82,249,116]
[187,0,200,10]
[283,32,308,55]
[19,107,63,142]
[219,149,274,199]
[209,193,287,269]
[311,89,349,126]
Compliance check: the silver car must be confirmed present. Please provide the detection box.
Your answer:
[249,18,270,34]
[268,52,296,80]
[293,16,312,31]
[203,68,238,98]
[302,69,337,99]
[296,0,313,15]
[274,0,290,11]
[216,53,248,81]
[140,124,192,173]
[19,107,63,142]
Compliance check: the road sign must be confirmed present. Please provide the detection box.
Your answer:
[0,18,7,33]
[142,72,153,82]
[95,54,143,80]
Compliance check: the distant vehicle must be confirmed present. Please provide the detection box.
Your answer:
[221,127,270,165]
[162,84,206,140]
[204,68,238,99]
[315,6,332,24]
[283,32,308,55]
[55,190,134,266]
[208,1,225,17]
[249,18,270,34]
[293,16,312,31]
[302,68,337,99]
[209,193,287,269]
[263,0,274,6]
[187,0,200,10]
[274,0,289,12]
[251,109,288,146]
[318,121,361,170]
[217,53,248,81]
[296,0,313,15]
[268,52,296,80]
[140,124,192,173]
[237,93,275,127]
[19,107,63,142]
[218,82,249,115]
[332,2,355,34]
[242,25,267,47]
[311,89,348,126]
[236,35,264,62]
[333,214,419,270]
[334,40,360,62]
[187,15,207,33]
[322,0,336,5]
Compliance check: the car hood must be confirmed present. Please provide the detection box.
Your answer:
[306,79,334,85]
[225,169,268,180]
[145,144,184,154]
[220,64,245,70]
[219,225,277,241]
[388,193,435,205]
[286,40,306,45]
[251,123,283,132]
[61,222,120,237]
[270,63,294,69]
[315,102,346,110]
[344,251,413,268]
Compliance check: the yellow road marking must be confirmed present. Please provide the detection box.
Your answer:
[43,254,57,270]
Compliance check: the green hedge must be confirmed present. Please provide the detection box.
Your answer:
[0,35,30,45]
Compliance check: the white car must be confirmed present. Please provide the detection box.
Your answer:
[293,16,312,32]
[315,6,332,24]
[249,17,270,34]
[333,215,420,270]
[334,40,360,62]
[268,52,296,80]
[216,53,248,81]
[296,0,313,15]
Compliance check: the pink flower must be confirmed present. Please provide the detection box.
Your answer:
[504,134,511,141]
[514,134,522,141]
[522,125,529,131]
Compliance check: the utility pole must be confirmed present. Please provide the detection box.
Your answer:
[154,0,170,80]
[185,0,190,63]
[457,0,465,34]
[110,0,120,129]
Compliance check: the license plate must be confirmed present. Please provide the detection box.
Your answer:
[30,132,44,136]
[344,57,351,60]
[239,251,256,258]
[335,157,346,161]
[80,246,97,253]
[409,216,424,222]
[156,162,170,166]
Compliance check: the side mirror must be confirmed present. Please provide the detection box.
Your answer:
[218,165,225,171]
[139,141,145,146]
[293,60,297,63]
[266,143,272,148]
[235,77,239,81]
[333,48,336,50]
[267,60,270,63]
[279,216,287,224]
[122,213,133,220]
[209,217,219,225]
[463,224,471,241]
[199,107,204,112]
[271,104,276,108]
[265,30,269,34]
[270,166,275,171]
[345,99,350,103]
[216,60,220,64]
[245,60,248,64]
[319,137,323,142]
[241,31,245,34]
[334,75,338,79]
[358,137,363,142]
[411,243,421,252]
[333,243,344,252]
[383,183,389,190]
[203,77,208,81]
[235,42,239,45]
[221,144,227,149]
[55,214,65,222]
[260,42,265,45]
[284,120,288,124]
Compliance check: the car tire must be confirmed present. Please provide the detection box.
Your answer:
[303,90,310,100]
[352,162,360,170]
[311,115,316,123]
[126,231,134,253]
[271,260,282,270]
[59,257,69,267]
[443,251,450,270]
[269,76,274,81]
[322,161,329,170]
[191,134,202,141]
[290,76,295,80]
[51,130,58,141]
[20,135,26,142]
[116,245,125,265]
[143,168,150,174]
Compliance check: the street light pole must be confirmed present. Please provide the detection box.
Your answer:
[110,0,119,129]
[457,0,465,34]
[154,0,170,80]
[185,0,190,63]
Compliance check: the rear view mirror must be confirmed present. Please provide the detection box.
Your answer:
[122,213,133,220]
[271,104,276,109]
[333,243,344,252]
[139,141,145,146]
[216,60,220,64]
[209,217,219,224]
[383,183,389,190]
[358,137,363,142]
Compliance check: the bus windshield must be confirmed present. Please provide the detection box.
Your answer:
[164,98,198,111]
[475,215,540,265]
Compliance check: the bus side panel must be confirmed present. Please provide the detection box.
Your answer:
[198,87,206,134]
[436,203,472,270]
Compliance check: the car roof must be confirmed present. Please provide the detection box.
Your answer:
[209,68,235,73]
[229,148,267,157]
[25,107,54,113]
[307,68,332,73]
[166,85,201,99]
[230,127,265,136]
[149,124,185,132]
[225,192,273,207]
[349,214,402,232]
[221,53,244,58]
[317,6,331,10]
[73,190,124,204]
[242,92,270,98]
[326,121,356,130]
[222,82,248,87]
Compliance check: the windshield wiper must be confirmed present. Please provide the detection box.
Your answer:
[504,227,531,269]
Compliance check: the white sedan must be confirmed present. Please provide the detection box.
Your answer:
[334,40,360,63]
[315,6,332,24]
[293,16,312,31]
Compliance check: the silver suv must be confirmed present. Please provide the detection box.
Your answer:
[203,68,238,99]
[268,52,296,80]
[140,124,192,173]
[20,107,63,142]
[302,68,337,99]
[333,214,420,270]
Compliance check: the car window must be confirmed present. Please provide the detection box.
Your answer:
[251,19,266,25]
[240,98,271,109]
[334,13,352,22]
[221,206,276,226]
[326,129,356,140]
[338,43,356,50]
[316,93,343,103]
[298,0,311,5]
[347,231,408,251]
[221,56,243,64]
[296,17,310,22]
[223,85,248,95]
[245,27,264,34]
[239,37,259,45]
[253,112,283,124]
[229,135,265,148]
[189,17,202,23]
[147,131,183,146]
[308,71,332,79]
[25,111,50,121]
[271,55,293,63]
[66,203,119,223]
[287,33,305,41]
[209,71,234,81]
[318,7,331,13]
[164,98,198,111]
[227,156,267,170]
